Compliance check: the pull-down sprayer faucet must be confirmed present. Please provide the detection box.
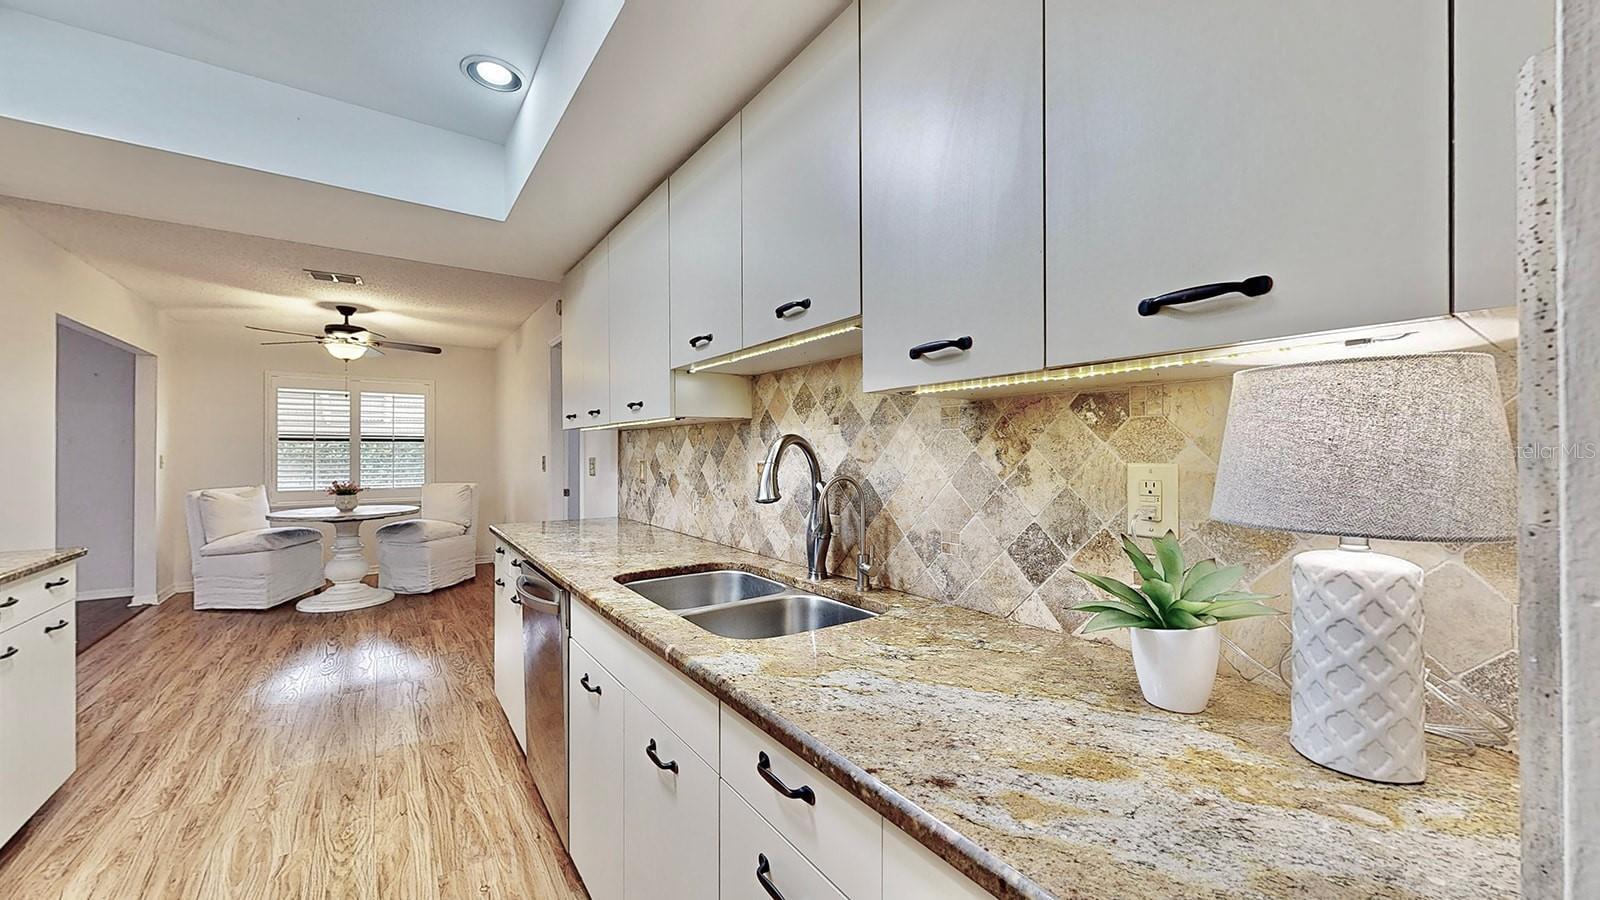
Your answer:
[755,433,872,588]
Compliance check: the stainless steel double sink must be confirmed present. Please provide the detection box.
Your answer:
[622,570,876,639]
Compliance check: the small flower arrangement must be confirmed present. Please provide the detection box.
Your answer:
[1072,531,1279,713]
[327,481,363,511]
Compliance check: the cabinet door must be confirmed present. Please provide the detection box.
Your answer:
[1044,0,1448,367]
[719,782,849,900]
[671,115,744,369]
[609,183,673,424]
[861,0,1044,392]
[492,566,525,753]
[741,2,860,347]
[622,691,718,900]
[569,640,625,900]
[1454,0,1554,312]
[0,604,76,845]
[562,239,611,428]
[882,824,990,900]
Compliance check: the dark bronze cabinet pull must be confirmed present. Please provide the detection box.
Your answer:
[1137,275,1273,317]
[755,854,786,900]
[587,409,602,417]
[44,578,70,589]
[565,413,578,420]
[908,336,973,360]
[645,739,679,773]
[0,647,16,661]
[44,619,69,634]
[688,333,714,349]
[756,752,816,805]
[774,298,812,319]
[0,597,17,609]
[627,401,645,411]
[580,673,603,695]
[494,547,505,555]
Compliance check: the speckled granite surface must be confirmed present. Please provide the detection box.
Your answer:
[0,548,86,588]
[492,519,1518,900]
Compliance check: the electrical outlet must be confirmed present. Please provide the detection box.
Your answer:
[587,457,596,477]
[1126,463,1179,538]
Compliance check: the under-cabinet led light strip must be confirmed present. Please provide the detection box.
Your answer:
[579,416,681,433]
[686,318,863,373]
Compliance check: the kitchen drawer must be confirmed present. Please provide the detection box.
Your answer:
[721,706,882,900]
[0,564,77,635]
[721,781,851,900]
[882,823,990,899]
[571,600,719,767]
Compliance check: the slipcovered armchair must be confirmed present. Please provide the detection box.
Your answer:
[184,485,324,610]
[376,482,478,594]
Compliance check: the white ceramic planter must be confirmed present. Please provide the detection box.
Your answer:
[1129,626,1221,714]
[333,494,359,512]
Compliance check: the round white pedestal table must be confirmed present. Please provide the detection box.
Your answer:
[266,504,419,613]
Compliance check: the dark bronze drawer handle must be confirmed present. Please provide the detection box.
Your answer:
[774,298,811,319]
[909,336,973,360]
[1137,275,1273,317]
[494,577,505,587]
[44,619,70,634]
[689,333,714,349]
[587,409,602,417]
[0,597,17,609]
[45,578,70,589]
[645,739,679,773]
[494,547,505,555]
[565,413,578,420]
[0,646,16,661]
[756,854,786,900]
[627,401,645,411]
[580,673,603,695]
[757,751,815,805]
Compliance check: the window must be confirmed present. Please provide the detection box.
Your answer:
[266,374,434,501]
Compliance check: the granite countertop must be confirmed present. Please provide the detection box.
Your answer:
[491,519,1518,900]
[0,548,87,588]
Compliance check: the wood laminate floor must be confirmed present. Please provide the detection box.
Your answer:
[0,566,588,900]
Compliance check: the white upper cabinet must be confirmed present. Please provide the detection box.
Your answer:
[861,0,1044,393]
[1043,0,1449,367]
[1454,0,1554,312]
[562,239,610,429]
[670,115,743,370]
[609,183,673,425]
[741,2,860,348]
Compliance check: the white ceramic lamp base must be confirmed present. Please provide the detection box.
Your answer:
[1288,543,1426,784]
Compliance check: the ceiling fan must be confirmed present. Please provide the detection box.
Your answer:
[247,305,442,360]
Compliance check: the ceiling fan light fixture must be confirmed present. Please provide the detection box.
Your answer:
[324,340,368,361]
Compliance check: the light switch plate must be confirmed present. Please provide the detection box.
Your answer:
[1126,463,1179,538]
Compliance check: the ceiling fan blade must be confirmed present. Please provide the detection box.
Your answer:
[259,340,325,346]
[246,325,323,338]
[363,345,385,357]
[370,339,443,355]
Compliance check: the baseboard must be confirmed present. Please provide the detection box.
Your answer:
[76,587,136,602]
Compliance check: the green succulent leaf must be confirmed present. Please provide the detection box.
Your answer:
[1180,558,1218,596]
[1205,601,1282,621]
[1180,564,1246,604]
[1080,610,1152,633]
[1073,570,1147,608]
[1120,535,1161,582]
[1154,531,1185,584]
[1209,591,1276,604]
[1165,607,1209,629]
[1142,578,1176,609]
[1071,599,1154,621]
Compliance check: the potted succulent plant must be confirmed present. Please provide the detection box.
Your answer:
[1073,532,1278,713]
[327,480,363,513]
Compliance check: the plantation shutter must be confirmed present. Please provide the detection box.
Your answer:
[359,391,427,488]
[275,388,351,491]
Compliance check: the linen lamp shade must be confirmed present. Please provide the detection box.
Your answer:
[1211,352,1515,783]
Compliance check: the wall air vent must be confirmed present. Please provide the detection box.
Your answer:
[304,268,364,285]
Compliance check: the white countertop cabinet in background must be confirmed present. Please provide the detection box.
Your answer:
[0,563,78,847]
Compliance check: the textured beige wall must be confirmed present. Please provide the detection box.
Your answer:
[619,351,1520,718]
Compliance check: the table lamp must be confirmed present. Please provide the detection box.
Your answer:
[1210,353,1515,783]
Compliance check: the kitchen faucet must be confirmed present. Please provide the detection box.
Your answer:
[755,433,872,588]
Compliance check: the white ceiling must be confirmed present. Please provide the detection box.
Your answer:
[3,197,558,348]
[1,0,563,143]
[0,0,850,281]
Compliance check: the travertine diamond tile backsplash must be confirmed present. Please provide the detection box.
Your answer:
[618,354,1520,716]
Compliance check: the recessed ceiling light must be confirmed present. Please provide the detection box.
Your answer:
[461,55,523,92]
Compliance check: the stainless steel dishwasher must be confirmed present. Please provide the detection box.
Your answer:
[516,562,569,849]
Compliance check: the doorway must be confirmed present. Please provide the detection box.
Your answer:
[55,320,155,653]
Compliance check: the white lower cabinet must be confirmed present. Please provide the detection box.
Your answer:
[623,692,720,898]
[0,571,77,847]
[491,543,525,753]
[721,782,848,900]
[569,640,625,900]
[882,826,991,900]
